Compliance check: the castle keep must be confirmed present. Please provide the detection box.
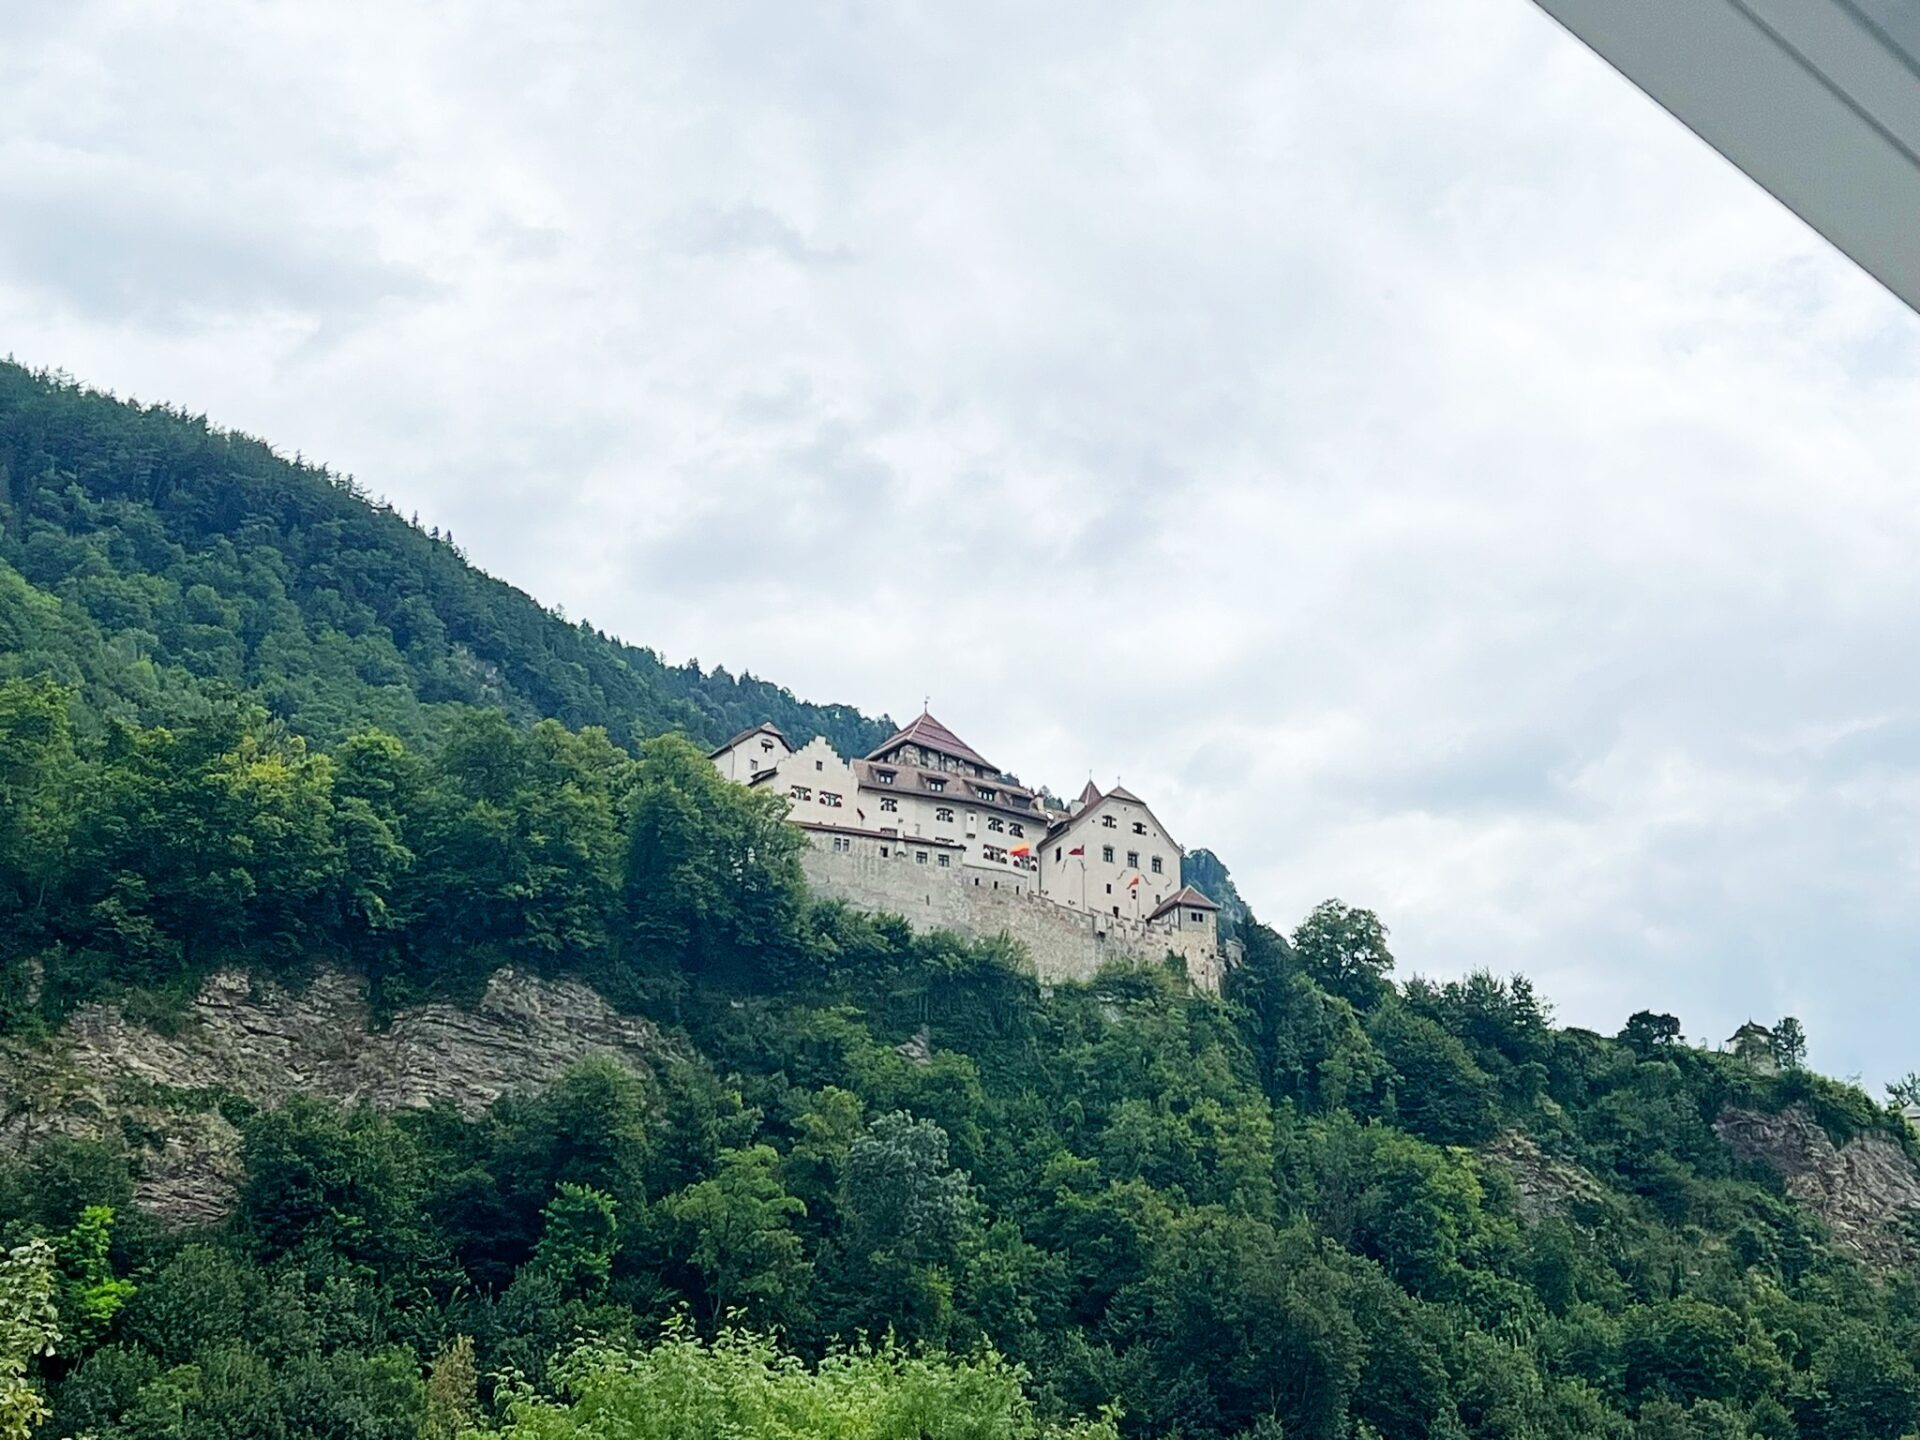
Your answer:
[711,710,1229,991]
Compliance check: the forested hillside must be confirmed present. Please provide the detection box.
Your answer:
[4,367,1920,1440]
[0,362,890,755]
[4,685,1920,1440]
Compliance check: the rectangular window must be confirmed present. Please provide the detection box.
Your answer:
[1190,910,1205,922]
[1009,822,1024,837]
[816,759,825,771]
[1151,856,1164,874]
[916,851,929,865]
[1132,821,1147,834]
[1127,850,1139,868]
[1102,845,1115,863]
[1054,846,1062,861]
[880,796,898,813]
[789,785,812,801]
[875,770,895,784]
[984,846,1007,863]
[1102,815,1117,829]
[832,835,852,853]
[925,778,946,792]
[938,854,951,868]
[820,791,843,807]
[936,806,954,823]
[976,786,996,801]
[987,817,1005,832]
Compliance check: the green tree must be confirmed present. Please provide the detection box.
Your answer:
[621,733,807,978]
[1771,1017,1807,1072]
[534,1183,621,1298]
[663,1145,809,1327]
[495,1325,1118,1440]
[0,1239,58,1440]
[52,1206,133,1349]
[1367,1001,1499,1146]
[0,679,73,927]
[238,1099,430,1276]
[1619,1011,1683,1057]
[423,1335,479,1440]
[1291,901,1394,1009]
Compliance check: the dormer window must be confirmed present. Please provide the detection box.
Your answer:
[975,786,996,801]
[875,770,896,785]
[925,778,946,792]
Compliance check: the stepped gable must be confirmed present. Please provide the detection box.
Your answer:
[1148,885,1219,921]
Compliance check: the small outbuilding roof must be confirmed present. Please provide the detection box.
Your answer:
[1149,885,1219,921]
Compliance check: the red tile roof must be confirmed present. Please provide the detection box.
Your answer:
[866,711,997,772]
[1149,885,1219,921]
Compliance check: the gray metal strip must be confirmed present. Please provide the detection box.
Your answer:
[1531,0,1920,315]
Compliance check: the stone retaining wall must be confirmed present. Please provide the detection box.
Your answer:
[800,843,1224,991]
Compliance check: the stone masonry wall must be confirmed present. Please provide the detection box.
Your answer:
[800,844,1224,991]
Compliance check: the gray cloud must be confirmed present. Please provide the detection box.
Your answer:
[4,0,1920,1085]
[0,156,433,325]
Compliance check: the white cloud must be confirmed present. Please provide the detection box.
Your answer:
[5,0,1920,1085]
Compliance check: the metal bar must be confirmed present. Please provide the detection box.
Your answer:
[1530,0,1920,315]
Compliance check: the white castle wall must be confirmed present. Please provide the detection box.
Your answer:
[800,840,1225,992]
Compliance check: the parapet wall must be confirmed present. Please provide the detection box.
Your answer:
[799,844,1225,992]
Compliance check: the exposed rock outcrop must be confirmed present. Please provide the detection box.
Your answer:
[0,968,671,1225]
[1480,1130,1608,1224]
[1714,1105,1920,1267]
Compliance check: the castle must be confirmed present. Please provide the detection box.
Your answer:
[711,710,1230,991]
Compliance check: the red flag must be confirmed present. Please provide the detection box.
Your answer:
[1010,844,1030,857]
[1069,845,1084,857]
[1128,875,1141,888]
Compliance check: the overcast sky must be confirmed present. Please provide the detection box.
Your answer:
[6,1,1920,1085]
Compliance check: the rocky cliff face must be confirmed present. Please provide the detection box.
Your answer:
[1714,1105,1920,1267]
[0,968,671,1226]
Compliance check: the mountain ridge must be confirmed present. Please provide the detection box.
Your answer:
[0,360,893,756]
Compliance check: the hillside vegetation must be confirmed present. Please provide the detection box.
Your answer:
[0,362,889,755]
[2,370,1919,1440]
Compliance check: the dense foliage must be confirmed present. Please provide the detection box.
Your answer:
[4,685,1920,1439]
[0,362,890,755]
[5,369,1919,1439]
